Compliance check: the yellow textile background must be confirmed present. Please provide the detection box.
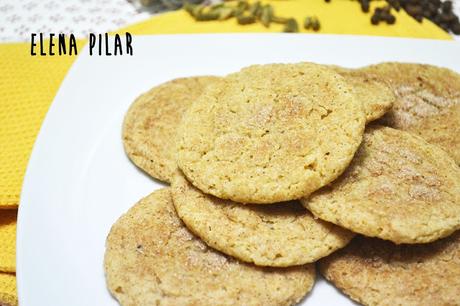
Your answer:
[0,0,452,305]
[0,44,83,208]
[0,273,16,306]
[0,210,16,273]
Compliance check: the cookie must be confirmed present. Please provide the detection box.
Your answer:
[104,189,315,306]
[171,171,354,267]
[122,76,220,183]
[407,103,460,164]
[302,126,460,244]
[332,66,395,123]
[176,63,366,204]
[363,62,460,164]
[320,232,460,306]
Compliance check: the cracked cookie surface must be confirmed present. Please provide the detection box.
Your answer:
[123,76,220,183]
[104,188,315,306]
[320,232,460,306]
[302,126,460,244]
[363,62,460,164]
[171,171,353,267]
[332,66,395,123]
[177,63,366,204]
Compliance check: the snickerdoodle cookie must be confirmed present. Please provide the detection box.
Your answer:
[123,76,220,183]
[332,66,395,123]
[105,188,315,306]
[302,126,460,244]
[171,171,353,267]
[363,62,460,164]
[176,63,365,204]
[320,232,460,306]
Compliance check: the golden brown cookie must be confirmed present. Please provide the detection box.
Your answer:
[122,76,220,183]
[320,232,460,306]
[363,62,460,164]
[177,63,366,204]
[105,188,315,306]
[302,126,460,244]
[171,171,353,267]
[332,66,395,123]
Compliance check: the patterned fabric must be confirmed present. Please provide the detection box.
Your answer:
[0,0,155,42]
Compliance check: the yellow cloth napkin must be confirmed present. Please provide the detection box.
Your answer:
[0,1,452,305]
[0,43,83,208]
[0,210,16,273]
[0,42,84,306]
[0,273,16,306]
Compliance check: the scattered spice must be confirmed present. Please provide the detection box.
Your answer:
[387,0,401,11]
[218,7,235,20]
[237,14,256,25]
[388,0,460,34]
[386,13,396,24]
[360,0,370,13]
[260,4,274,27]
[371,5,397,25]
[328,0,459,35]
[304,16,321,31]
[149,0,459,35]
[141,0,204,10]
[272,16,290,24]
[283,18,299,32]
[371,13,380,25]
[183,1,321,33]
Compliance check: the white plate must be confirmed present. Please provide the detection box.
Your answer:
[17,34,460,306]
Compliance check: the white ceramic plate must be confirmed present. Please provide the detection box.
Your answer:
[17,34,460,306]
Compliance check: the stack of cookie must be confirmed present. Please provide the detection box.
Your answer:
[105,62,460,306]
